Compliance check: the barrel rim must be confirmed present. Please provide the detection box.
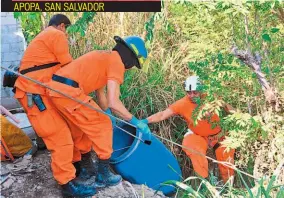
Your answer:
[110,126,142,164]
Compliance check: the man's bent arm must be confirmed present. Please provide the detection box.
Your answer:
[95,87,108,111]
[107,80,132,121]
[53,33,73,65]
[147,108,175,124]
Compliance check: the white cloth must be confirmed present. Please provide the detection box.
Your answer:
[184,129,194,137]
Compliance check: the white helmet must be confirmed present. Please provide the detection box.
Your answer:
[184,76,200,91]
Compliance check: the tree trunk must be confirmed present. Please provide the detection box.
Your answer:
[231,47,280,112]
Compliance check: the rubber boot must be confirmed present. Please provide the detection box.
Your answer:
[95,158,122,188]
[36,134,46,150]
[61,177,96,197]
[73,162,81,177]
[80,152,97,179]
[73,162,91,180]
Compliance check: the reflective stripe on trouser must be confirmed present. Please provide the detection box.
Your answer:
[215,146,235,182]
[182,134,208,178]
[17,93,76,185]
[50,92,113,160]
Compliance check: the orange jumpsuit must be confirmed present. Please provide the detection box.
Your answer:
[47,51,125,161]
[169,96,235,182]
[14,26,78,185]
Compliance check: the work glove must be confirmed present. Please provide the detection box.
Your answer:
[129,116,151,135]
[105,108,116,127]
[140,119,149,125]
[3,68,19,88]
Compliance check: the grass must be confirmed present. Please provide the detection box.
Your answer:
[63,9,283,197]
[17,2,284,197]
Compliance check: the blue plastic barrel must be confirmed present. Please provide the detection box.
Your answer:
[110,124,182,195]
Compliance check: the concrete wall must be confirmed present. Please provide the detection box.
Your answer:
[1,12,26,107]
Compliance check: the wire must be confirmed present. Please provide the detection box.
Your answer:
[1,66,260,181]
[153,133,259,180]
[1,66,136,128]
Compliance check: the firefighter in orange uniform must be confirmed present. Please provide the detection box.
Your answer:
[142,76,235,182]
[13,14,96,197]
[47,36,151,188]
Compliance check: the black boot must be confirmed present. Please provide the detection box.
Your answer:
[73,162,91,180]
[95,159,122,188]
[36,134,46,150]
[80,152,97,179]
[61,177,96,197]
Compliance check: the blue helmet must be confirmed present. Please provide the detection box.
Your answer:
[114,36,148,69]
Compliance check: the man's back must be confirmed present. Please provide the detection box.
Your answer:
[54,50,125,95]
[15,26,72,95]
[169,96,221,136]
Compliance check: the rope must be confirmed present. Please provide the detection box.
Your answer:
[1,66,136,129]
[1,66,260,181]
[153,133,259,180]
[113,146,132,152]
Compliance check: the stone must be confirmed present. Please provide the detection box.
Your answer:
[1,44,10,52]
[10,42,25,53]
[1,25,9,34]
[1,34,22,44]
[8,25,18,33]
[1,61,13,68]
[1,176,16,190]
[1,15,17,25]
[2,52,22,62]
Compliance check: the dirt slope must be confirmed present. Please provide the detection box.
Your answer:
[1,150,167,198]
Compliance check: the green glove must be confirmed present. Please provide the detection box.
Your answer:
[140,119,149,124]
[129,116,151,135]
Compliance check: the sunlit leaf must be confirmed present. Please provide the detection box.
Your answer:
[262,34,272,42]
[271,28,280,33]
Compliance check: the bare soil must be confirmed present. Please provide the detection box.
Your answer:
[1,150,167,198]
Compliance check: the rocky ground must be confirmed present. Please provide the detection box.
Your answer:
[1,150,167,198]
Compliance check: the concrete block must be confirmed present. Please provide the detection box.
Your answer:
[17,53,24,61]
[1,61,14,68]
[0,86,15,97]
[2,52,22,62]
[1,15,17,25]
[1,35,17,44]
[10,43,25,53]
[0,85,34,142]
[1,25,9,34]
[0,98,22,111]
[0,89,12,98]
[1,33,24,44]
[1,44,10,52]
[1,12,8,17]
[11,60,21,67]
[8,25,18,33]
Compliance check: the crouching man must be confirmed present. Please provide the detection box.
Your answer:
[142,76,235,183]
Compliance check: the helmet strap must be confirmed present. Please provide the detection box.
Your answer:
[113,42,139,69]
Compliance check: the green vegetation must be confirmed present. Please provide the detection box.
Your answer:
[14,1,284,197]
